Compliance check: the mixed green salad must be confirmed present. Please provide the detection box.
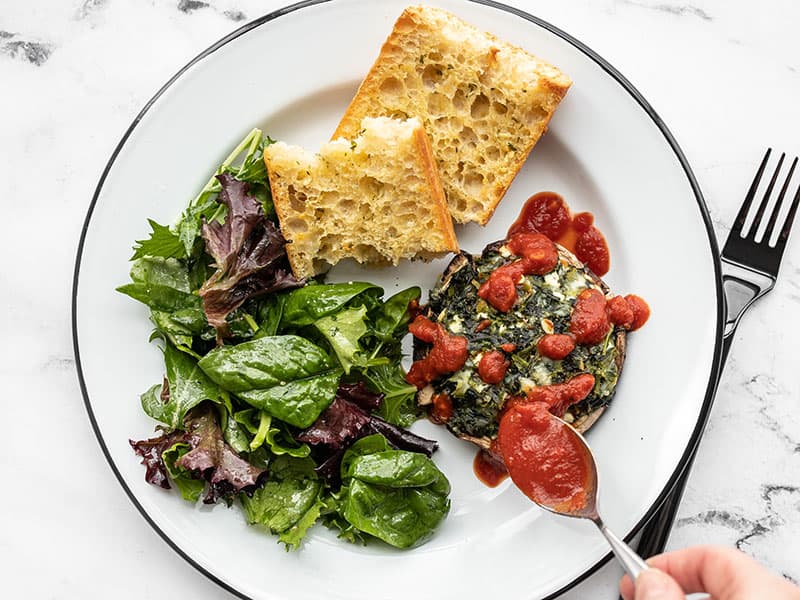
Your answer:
[121,129,449,549]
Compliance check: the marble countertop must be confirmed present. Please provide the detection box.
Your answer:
[2,0,799,597]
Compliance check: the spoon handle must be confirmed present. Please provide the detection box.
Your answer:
[594,519,650,580]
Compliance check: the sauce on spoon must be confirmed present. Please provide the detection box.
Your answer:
[497,401,593,512]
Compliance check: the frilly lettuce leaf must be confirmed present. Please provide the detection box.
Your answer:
[199,173,301,332]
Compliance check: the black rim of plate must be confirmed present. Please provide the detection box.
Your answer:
[71,0,725,598]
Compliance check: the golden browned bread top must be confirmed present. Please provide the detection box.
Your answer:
[334,5,572,225]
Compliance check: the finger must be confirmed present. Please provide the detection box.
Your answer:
[634,569,686,600]
[643,546,779,596]
[620,573,634,600]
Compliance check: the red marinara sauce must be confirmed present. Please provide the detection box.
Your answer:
[537,333,576,360]
[478,350,509,384]
[526,373,596,417]
[572,290,651,343]
[569,288,612,345]
[507,192,610,276]
[478,233,559,312]
[406,316,469,389]
[498,401,592,512]
[473,443,509,488]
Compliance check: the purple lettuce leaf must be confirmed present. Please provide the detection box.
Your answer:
[200,173,262,272]
[337,381,384,412]
[130,429,189,489]
[365,416,438,457]
[296,397,371,449]
[177,405,267,504]
[297,382,438,485]
[199,173,302,332]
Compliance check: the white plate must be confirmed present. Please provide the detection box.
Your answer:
[73,1,723,598]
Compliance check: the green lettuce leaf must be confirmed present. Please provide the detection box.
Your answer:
[313,306,370,374]
[117,257,201,313]
[140,342,223,430]
[132,219,187,261]
[234,409,310,457]
[363,363,419,427]
[162,442,206,502]
[240,455,322,548]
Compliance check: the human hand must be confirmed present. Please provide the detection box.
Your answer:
[619,545,800,599]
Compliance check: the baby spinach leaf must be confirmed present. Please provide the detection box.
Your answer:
[237,371,340,428]
[150,307,209,356]
[221,410,251,455]
[345,451,441,488]
[254,294,286,337]
[281,282,382,327]
[339,434,391,478]
[337,435,450,548]
[132,219,187,261]
[371,286,420,341]
[341,478,450,549]
[197,335,331,392]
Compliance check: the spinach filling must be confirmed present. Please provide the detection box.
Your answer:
[422,244,621,440]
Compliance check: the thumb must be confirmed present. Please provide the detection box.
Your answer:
[634,568,685,600]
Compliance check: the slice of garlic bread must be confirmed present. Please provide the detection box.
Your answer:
[333,5,572,225]
[264,116,458,280]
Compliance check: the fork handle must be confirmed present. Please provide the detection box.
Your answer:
[635,332,733,560]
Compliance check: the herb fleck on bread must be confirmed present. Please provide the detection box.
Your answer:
[264,116,458,280]
[334,5,572,225]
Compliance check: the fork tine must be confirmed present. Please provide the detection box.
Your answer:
[730,148,771,238]
[763,156,798,245]
[775,174,800,251]
[748,152,785,239]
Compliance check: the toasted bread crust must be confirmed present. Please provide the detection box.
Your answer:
[334,5,572,225]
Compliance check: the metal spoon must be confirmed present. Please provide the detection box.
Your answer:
[530,413,650,581]
[522,414,710,599]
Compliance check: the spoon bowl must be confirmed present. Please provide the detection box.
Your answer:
[497,401,649,582]
[535,412,650,581]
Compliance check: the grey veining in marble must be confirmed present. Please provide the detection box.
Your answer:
[2,1,799,598]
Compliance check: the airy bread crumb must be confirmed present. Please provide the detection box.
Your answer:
[264,116,458,279]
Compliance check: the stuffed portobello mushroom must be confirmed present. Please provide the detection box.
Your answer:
[412,237,626,450]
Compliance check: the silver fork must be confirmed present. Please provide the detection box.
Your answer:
[719,149,800,363]
[635,148,800,562]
